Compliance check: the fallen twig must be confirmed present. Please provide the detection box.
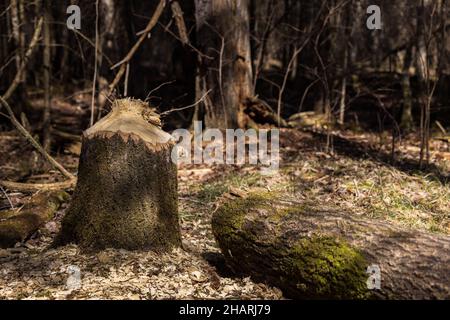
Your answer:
[435,120,447,135]
[0,186,14,209]
[0,180,76,192]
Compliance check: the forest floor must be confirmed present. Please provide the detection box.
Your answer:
[0,125,450,299]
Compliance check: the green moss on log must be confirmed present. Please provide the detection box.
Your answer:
[212,192,370,299]
[0,191,69,248]
[212,191,277,241]
[281,236,369,299]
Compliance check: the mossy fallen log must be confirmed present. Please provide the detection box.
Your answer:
[57,99,181,251]
[212,191,450,299]
[0,191,68,248]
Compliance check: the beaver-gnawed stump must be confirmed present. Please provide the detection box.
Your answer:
[57,99,181,250]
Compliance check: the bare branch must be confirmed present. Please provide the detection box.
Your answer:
[108,0,166,95]
[161,89,212,116]
[0,96,76,181]
[1,17,43,102]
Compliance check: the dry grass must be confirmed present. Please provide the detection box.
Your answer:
[196,129,450,235]
[284,156,450,233]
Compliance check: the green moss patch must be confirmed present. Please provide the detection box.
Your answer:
[282,236,369,299]
[212,191,277,241]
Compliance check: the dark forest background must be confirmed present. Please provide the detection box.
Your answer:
[0,0,449,163]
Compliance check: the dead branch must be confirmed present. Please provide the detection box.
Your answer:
[0,96,76,181]
[108,0,166,95]
[42,2,51,150]
[158,21,212,60]
[160,89,212,116]
[170,1,189,45]
[0,180,76,192]
[90,0,100,126]
[145,80,176,102]
[0,186,14,209]
[1,17,43,102]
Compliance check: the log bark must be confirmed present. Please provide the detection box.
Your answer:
[0,191,68,248]
[57,99,181,251]
[195,0,254,129]
[212,191,450,299]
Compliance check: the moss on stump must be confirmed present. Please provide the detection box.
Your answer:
[57,99,181,251]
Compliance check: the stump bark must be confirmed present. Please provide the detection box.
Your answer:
[57,99,181,250]
[212,191,450,299]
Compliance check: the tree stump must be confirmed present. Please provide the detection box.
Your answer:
[212,191,450,299]
[57,99,181,250]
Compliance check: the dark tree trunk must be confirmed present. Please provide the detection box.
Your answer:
[42,0,52,151]
[195,0,254,129]
[57,99,181,251]
[400,45,415,131]
[212,192,450,299]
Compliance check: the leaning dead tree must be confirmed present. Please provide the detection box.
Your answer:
[57,99,181,250]
[212,191,450,299]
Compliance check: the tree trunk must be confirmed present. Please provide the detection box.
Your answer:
[338,49,348,125]
[42,0,52,151]
[57,99,181,251]
[194,0,254,129]
[437,0,448,108]
[10,0,21,75]
[338,1,352,126]
[7,0,26,107]
[400,45,415,131]
[212,191,450,299]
